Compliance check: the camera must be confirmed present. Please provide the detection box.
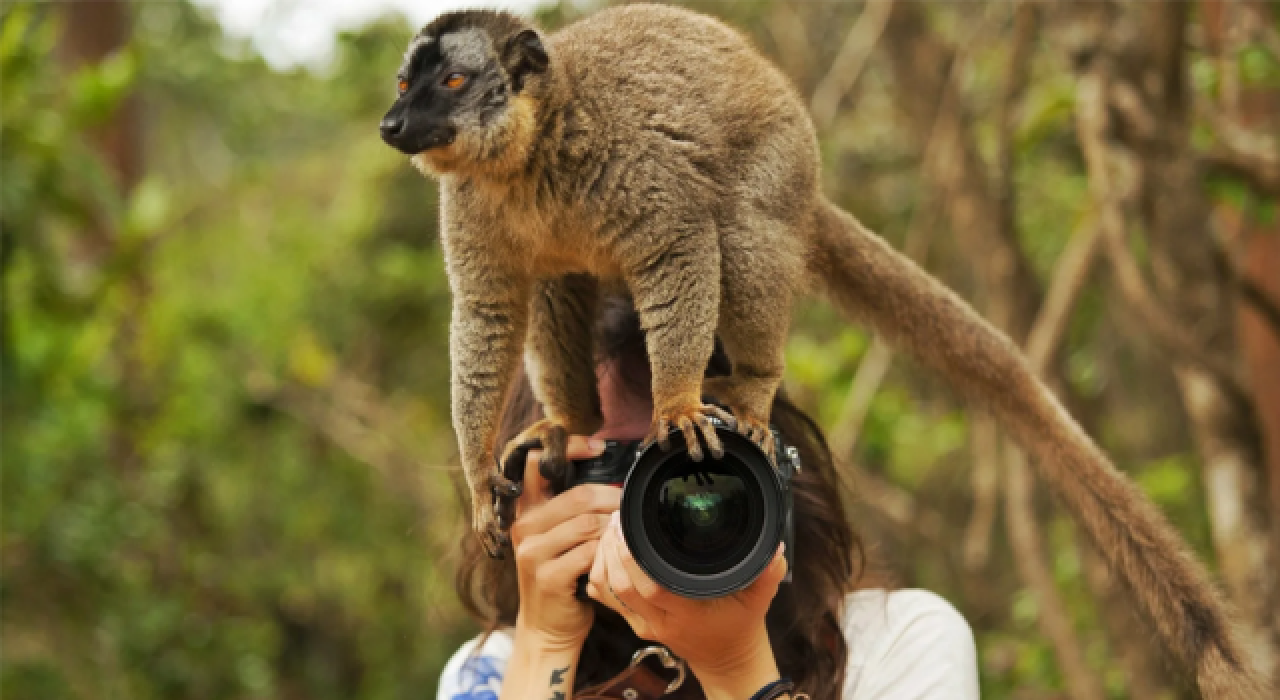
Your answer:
[568,411,797,599]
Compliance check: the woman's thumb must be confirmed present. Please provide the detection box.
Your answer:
[744,542,788,604]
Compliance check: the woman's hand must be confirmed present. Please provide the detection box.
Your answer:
[585,512,789,700]
[510,436,622,651]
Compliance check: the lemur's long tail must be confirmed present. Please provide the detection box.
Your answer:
[810,198,1268,698]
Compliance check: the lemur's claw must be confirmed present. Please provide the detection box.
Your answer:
[491,474,523,499]
[499,437,543,481]
[480,526,510,559]
[487,468,523,529]
[703,403,737,431]
[475,501,511,559]
[644,403,727,461]
[734,415,778,468]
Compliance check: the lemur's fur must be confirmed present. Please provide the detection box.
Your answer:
[379,5,1265,696]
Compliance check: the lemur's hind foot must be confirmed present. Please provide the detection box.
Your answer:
[473,486,513,558]
[642,401,736,462]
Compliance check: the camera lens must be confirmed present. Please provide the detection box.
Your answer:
[642,455,764,576]
[620,426,786,598]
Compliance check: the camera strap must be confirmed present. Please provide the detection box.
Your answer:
[574,646,687,700]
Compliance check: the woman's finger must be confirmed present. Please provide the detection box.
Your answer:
[514,512,612,567]
[739,543,788,608]
[563,435,607,461]
[609,514,674,609]
[587,513,609,585]
[536,539,600,590]
[585,580,655,639]
[513,484,621,545]
[586,520,632,618]
[516,448,550,517]
[586,529,657,640]
[601,515,665,627]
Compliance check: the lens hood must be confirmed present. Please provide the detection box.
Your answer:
[619,424,789,599]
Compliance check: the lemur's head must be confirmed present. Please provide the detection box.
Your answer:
[380,10,549,177]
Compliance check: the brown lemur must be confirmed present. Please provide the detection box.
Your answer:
[379,5,1265,695]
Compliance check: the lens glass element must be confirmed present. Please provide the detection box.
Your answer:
[640,454,764,576]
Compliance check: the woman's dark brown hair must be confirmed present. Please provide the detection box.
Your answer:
[454,295,865,699]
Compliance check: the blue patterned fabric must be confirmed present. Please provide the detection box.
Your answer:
[450,654,505,700]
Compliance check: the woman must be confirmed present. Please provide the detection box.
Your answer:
[438,297,978,700]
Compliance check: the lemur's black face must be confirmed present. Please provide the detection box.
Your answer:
[380,26,546,157]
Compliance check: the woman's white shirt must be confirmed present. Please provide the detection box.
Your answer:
[840,589,979,699]
[437,588,979,700]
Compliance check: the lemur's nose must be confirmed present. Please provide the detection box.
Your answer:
[380,116,405,139]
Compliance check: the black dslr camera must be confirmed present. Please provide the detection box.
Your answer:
[568,412,798,599]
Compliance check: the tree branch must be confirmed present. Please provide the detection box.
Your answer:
[1024,221,1104,373]
[1001,217,1107,700]
[1099,193,1251,399]
[809,0,895,132]
[1004,446,1106,700]
[994,1,1039,255]
[962,415,1000,570]
[966,0,1040,573]
[1195,91,1280,195]
[1203,146,1280,197]
[828,336,893,460]
[1075,68,1251,404]
[853,467,947,544]
[1209,230,1280,340]
[1240,276,1280,340]
[881,0,1044,355]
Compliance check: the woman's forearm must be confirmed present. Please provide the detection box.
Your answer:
[499,622,584,700]
[687,625,784,700]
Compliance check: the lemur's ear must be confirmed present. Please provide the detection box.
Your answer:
[503,29,548,93]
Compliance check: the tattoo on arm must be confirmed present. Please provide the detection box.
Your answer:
[548,665,570,700]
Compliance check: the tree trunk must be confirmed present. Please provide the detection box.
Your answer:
[57,0,148,475]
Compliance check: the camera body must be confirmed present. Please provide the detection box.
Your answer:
[568,411,798,599]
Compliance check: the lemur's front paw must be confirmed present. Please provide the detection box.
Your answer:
[499,419,571,493]
[642,403,736,462]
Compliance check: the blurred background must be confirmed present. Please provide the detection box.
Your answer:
[3,1,1278,698]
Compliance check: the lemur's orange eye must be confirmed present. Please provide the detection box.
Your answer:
[443,72,467,89]
[397,79,409,94]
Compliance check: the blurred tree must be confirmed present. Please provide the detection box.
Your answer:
[4,2,468,699]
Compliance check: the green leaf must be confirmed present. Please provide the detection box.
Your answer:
[123,176,172,240]
[67,47,138,126]
[1239,45,1279,87]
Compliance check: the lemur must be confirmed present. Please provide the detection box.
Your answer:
[378,5,1266,697]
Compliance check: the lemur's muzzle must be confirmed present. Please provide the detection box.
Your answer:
[379,114,456,155]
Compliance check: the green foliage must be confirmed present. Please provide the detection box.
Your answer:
[1239,45,1280,88]
[1206,174,1278,226]
[1135,454,1215,562]
[3,3,466,699]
